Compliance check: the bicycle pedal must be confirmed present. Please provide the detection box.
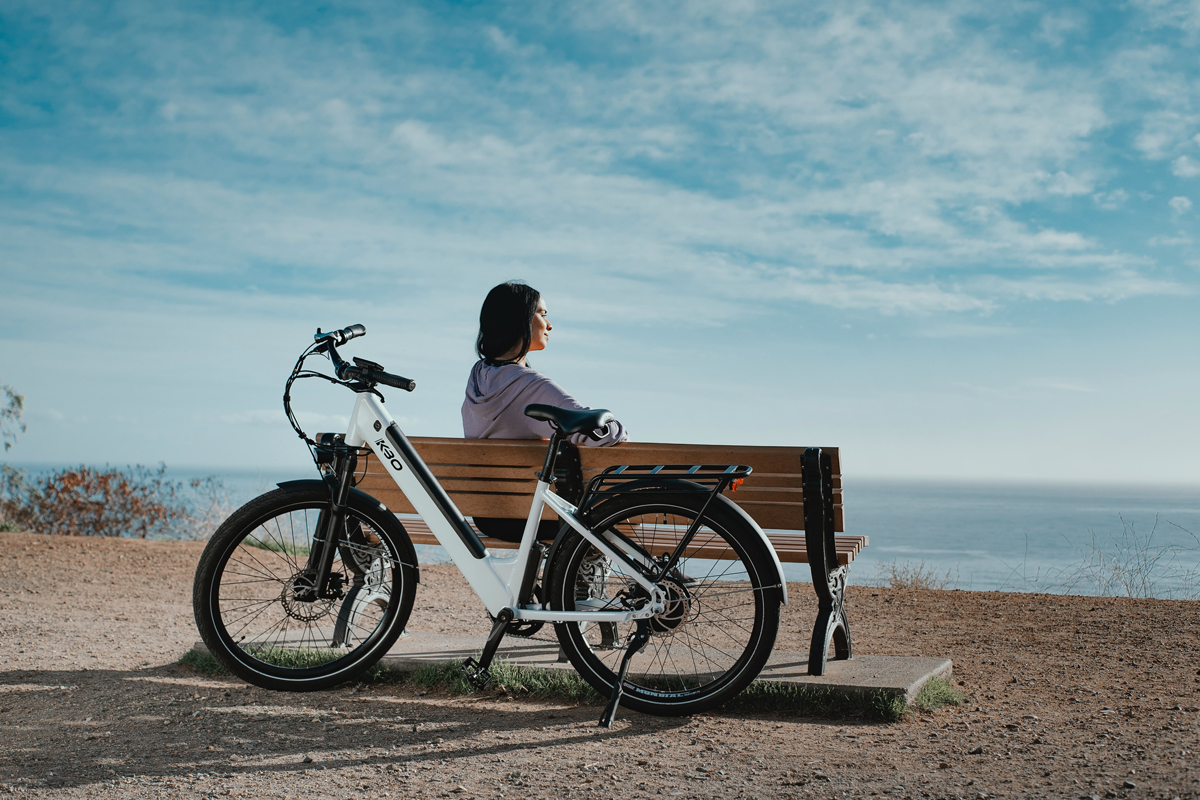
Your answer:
[459,658,492,690]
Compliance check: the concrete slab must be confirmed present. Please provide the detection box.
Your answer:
[192,631,952,704]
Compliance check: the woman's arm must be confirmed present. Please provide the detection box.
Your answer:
[520,373,629,446]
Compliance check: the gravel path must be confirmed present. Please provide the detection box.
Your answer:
[1,530,1198,799]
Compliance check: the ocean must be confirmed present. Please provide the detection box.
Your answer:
[13,463,1200,598]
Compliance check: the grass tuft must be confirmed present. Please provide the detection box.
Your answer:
[729,680,908,722]
[911,675,967,713]
[401,659,602,702]
[177,649,228,675]
[246,646,341,669]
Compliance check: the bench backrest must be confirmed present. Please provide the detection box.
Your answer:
[356,438,843,533]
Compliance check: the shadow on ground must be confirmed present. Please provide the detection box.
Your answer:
[0,662,698,792]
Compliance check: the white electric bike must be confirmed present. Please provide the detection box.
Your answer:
[193,325,785,725]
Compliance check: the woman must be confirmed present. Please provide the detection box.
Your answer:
[463,281,627,541]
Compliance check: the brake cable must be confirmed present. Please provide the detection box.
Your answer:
[282,342,380,466]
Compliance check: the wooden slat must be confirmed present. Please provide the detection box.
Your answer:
[395,515,866,565]
[357,437,844,532]
[411,438,548,465]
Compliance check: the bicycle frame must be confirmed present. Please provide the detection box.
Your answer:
[343,392,667,623]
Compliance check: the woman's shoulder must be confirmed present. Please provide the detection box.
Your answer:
[472,359,554,380]
[467,359,559,397]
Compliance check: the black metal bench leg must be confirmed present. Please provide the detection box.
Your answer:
[801,447,853,676]
[807,571,852,675]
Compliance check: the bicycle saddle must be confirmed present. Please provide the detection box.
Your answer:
[524,404,614,436]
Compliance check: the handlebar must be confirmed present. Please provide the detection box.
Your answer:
[313,324,417,392]
[314,324,366,346]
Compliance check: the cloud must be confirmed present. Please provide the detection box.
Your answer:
[1130,0,1200,33]
[1033,10,1089,47]
[1149,233,1194,246]
[1042,171,1094,196]
[1040,381,1098,393]
[1170,196,1194,214]
[0,0,1195,329]
[1174,156,1200,177]
[1092,189,1129,209]
[920,323,1019,338]
[1134,112,1195,160]
[219,410,349,430]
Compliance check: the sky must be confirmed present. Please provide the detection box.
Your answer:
[1,0,1198,484]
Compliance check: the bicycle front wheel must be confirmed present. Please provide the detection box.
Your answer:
[547,490,782,716]
[193,486,418,691]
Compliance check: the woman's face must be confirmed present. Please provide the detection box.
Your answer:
[528,298,551,353]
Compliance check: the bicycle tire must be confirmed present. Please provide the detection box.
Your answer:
[193,486,418,692]
[547,488,782,716]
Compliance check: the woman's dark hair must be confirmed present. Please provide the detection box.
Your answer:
[476,281,541,365]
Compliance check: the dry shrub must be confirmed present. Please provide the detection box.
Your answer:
[25,464,186,538]
[0,465,33,532]
[874,560,958,591]
[1055,515,1200,600]
[1,383,24,453]
[1,464,235,539]
[175,475,238,541]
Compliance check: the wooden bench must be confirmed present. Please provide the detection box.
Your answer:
[356,438,865,675]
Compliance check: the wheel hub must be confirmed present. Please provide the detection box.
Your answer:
[649,577,692,633]
[281,573,336,622]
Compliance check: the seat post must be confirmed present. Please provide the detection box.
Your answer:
[538,429,566,482]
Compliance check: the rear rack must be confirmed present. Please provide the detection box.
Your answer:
[584,463,752,500]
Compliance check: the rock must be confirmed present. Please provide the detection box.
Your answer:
[938,762,950,769]
[302,756,312,764]
[968,746,984,755]
[1123,781,1137,789]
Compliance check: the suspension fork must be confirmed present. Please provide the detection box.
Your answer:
[297,447,358,600]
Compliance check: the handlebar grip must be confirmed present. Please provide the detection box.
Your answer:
[314,324,366,346]
[341,366,416,392]
[374,371,417,392]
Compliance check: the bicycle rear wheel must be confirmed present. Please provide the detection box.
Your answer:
[547,489,782,716]
[193,486,418,691]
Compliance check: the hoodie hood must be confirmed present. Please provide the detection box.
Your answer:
[463,361,542,420]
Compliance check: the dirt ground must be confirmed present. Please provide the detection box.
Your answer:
[1,530,1199,799]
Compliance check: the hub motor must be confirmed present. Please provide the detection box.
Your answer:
[649,576,692,633]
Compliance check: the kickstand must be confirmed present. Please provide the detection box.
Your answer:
[599,619,651,728]
[460,607,514,690]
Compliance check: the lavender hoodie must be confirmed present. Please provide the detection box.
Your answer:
[461,360,628,446]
